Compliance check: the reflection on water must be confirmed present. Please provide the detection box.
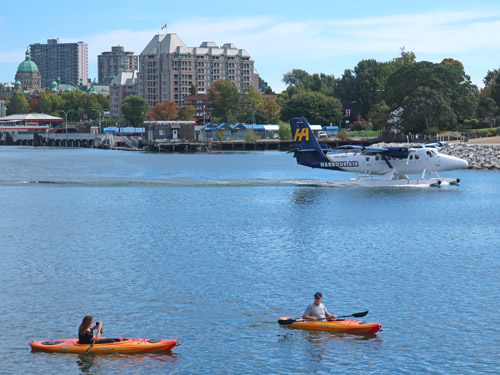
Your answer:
[75,352,178,374]
[291,188,322,205]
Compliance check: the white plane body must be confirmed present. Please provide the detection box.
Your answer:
[290,117,468,187]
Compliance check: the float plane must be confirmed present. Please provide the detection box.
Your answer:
[289,117,468,187]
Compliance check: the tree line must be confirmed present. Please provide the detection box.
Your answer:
[5,48,500,141]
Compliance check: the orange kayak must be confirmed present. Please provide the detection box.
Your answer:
[278,317,381,334]
[29,337,177,354]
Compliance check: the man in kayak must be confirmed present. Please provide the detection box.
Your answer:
[302,292,337,321]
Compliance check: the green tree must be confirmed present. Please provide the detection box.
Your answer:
[282,69,310,87]
[258,77,272,93]
[240,84,264,123]
[351,59,394,117]
[121,95,149,126]
[483,69,500,87]
[282,69,336,97]
[178,105,196,120]
[280,91,342,125]
[401,86,455,133]
[256,99,281,124]
[335,69,357,103]
[208,80,240,122]
[278,122,292,140]
[367,101,391,131]
[386,60,478,132]
[39,92,64,115]
[476,95,499,118]
[489,74,500,110]
[244,129,259,142]
[80,94,102,121]
[7,93,30,114]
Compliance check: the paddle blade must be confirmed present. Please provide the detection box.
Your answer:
[278,317,296,325]
[351,311,369,318]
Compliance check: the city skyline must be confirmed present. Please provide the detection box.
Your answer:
[2,0,500,93]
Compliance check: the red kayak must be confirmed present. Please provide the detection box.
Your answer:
[30,337,177,354]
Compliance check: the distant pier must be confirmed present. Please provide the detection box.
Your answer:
[147,139,375,153]
[1,133,376,152]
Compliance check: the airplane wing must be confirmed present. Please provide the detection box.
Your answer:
[334,145,389,153]
[424,142,448,148]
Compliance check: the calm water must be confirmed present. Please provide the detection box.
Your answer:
[0,147,499,374]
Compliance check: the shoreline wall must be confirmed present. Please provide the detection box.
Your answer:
[442,144,500,170]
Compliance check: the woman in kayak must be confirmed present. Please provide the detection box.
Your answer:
[78,315,103,344]
[302,292,337,321]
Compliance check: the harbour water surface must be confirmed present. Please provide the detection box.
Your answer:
[0,147,499,374]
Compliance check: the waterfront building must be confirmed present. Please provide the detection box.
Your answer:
[98,46,138,85]
[30,38,88,88]
[143,120,196,141]
[137,33,259,108]
[0,113,63,135]
[109,71,138,119]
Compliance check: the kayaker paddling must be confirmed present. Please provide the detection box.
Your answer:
[78,316,102,344]
[78,315,115,345]
[302,292,337,321]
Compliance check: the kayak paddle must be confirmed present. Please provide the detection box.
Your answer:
[278,311,369,325]
[84,341,95,355]
[336,311,369,319]
[84,323,103,354]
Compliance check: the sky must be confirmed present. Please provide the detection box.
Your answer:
[2,0,500,93]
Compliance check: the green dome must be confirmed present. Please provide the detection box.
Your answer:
[14,80,21,85]
[17,49,39,73]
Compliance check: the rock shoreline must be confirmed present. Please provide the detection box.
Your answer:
[373,143,500,170]
[443,143,500,170]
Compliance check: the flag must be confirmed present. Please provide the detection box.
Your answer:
[161,23,167,30]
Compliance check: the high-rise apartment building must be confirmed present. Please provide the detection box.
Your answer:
[137,34,259,108]
[109,71,138,119]
[98,46,138,84]
[30,38,88,88]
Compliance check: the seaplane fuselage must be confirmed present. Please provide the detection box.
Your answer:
[309,147,468,176]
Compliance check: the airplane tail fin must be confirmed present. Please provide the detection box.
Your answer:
[289,117,329,168]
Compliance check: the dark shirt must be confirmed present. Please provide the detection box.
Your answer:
[78,330,93,344]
